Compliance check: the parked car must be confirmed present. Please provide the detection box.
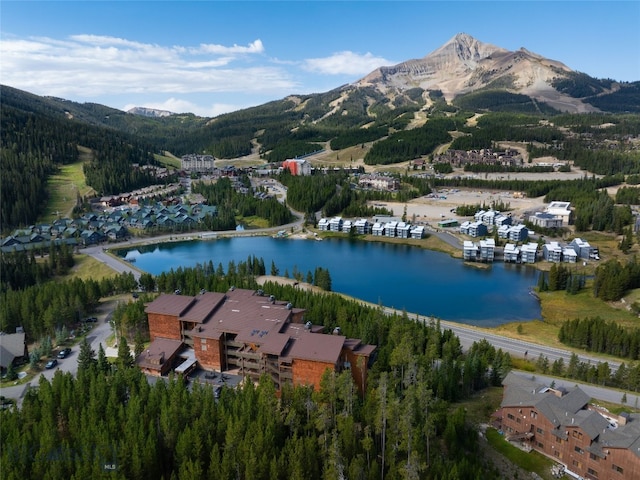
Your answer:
[57,348,71,359]
[84,317,98,323]
[45,359,58,369]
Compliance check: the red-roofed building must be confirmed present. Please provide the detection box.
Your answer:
[144,288,376,394]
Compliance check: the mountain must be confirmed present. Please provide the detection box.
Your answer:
[127,107,174,118]
[356,32,636,113]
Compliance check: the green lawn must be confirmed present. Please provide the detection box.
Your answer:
[42,148,95,222]
[486,428,558,479]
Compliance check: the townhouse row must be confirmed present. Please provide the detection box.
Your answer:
[317,217,424,239]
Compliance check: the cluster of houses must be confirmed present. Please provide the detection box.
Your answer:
[463,237,598,264]
[317,216,425,239]
[433,148,524,168]
[357,173,400,191]
[1,202,219,253]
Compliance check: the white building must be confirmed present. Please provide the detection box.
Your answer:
[181,154,215,172]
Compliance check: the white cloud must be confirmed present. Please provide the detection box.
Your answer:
[303,51,392,75]
[1,34,294,98]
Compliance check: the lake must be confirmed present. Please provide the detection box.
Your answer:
[119,236,542,327]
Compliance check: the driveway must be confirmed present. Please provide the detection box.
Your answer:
[0,300,116,406]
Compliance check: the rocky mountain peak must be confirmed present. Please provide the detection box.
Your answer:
[354,33,598,113]
[127,106,174,118]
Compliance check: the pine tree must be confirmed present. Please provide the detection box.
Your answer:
[117,336,134,369]
[77,337,96,372]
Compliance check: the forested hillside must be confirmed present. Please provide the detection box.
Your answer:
[1,262,513,479]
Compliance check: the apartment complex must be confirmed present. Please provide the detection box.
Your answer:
[499,373,640,479]
[141,288,376,393]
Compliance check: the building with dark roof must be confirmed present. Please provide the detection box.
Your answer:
[143,288,376,394]
[498,372,640,479]
[0,331,28,372]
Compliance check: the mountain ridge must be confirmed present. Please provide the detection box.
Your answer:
[356,32,595,112]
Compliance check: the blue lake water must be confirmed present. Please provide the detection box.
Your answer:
[119,237,542,327]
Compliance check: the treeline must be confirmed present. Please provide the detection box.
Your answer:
[559,317,640,360]
[1,260,516,478]
[364,118,454,165]
[83,142,159,195]
[278,172,344,213]
[0,360,499,479]
[0,105,79,231]
[0,244,75,292]
[616,186,640,205]
[453,90,559,114]
[193,176,293,228]
[537,263,585,295]
[0,101,165,230]
[0,273,137,341]
[449,113,563,151]
[593,257,640,301]
[330,126,388,150]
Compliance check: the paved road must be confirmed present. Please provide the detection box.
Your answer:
[386,308,621,373]
[0,303,116,406]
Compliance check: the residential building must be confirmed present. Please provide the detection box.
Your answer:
[499,372,640,480]
[530,212,563,229]
[341,220,353,234]
[358,174,399,191]
[0,330,28,373]
[281,159,312,176]
[410,225,424,239]
[384,221,398,237]
[372,223,385,236]
[563,247,578,263]
[495,214,512,227]
[497,224,511,239]
[503,243,520,263]
[181,154,215,172]
[543,242,563,262]
[468,221,488,238]
[397,222,411,238]
[143,288,376,394]
[329,217,343,232]
[479,238,496,262]
[318,218,330,231]
[463,241,479,261]
[571,238,597,260]
[508,224,529,243]
[546,201,572,225]
[520,242,539,263]
[354,219,370,235]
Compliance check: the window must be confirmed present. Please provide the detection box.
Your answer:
[573,460,582,469]
[572,430,583,440]
[556,436,562,443]
[516,417,521,424]
[587,468,598,478]
[574,446,584,454]
[201,344,207,351]
[200,338,207,344]
[536,427,544,435]
[531,410,538,419]
[537,441,544,449]
[507,413,515,420]
[589,453,599,461]
[612,464,624,474]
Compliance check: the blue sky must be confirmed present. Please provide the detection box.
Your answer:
[2,1,639,116]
